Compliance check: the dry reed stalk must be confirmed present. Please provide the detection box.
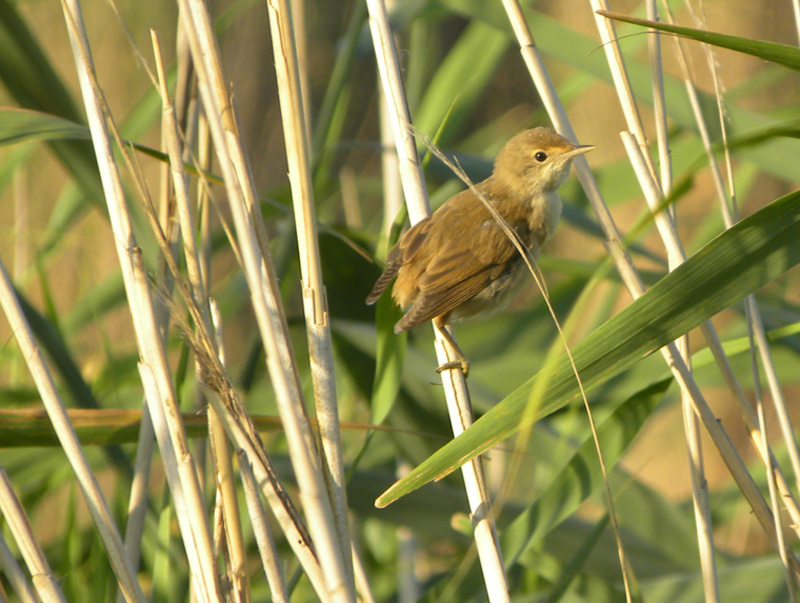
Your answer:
[192,293,328,596]
[117,33,184,601]
[646,0,671,197]
[658,0,800,540]
[1,536,36,602]
[60,1,222,599]
[197,367,328,597]
[0,254,145,602]
[137,168,327,596]
[665,4,800,588]
[237,450,289,603]
[0,533,38,603]
[645,11,800,528]
[351,543,376,603]
[263,0,354,591]
[117,401,155,600]
[696,2,800,505]
[793,0,800,45]
[205,300,250,601]
[378,10,403,238]
[590,0,656,180]
[290,0,312,136]
[137,363,219,602]
[0,470,65,603]
[177,0,352,598]
[590,3,798,564]
[621,132,719,600]
[640,2,717,594]
[365,0,510,600]
[146,24,326,602]
[151,30,251,601]
[595,1,800,572]
[502,0,798,574]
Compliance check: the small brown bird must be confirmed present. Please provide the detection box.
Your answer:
[366,127,593,375]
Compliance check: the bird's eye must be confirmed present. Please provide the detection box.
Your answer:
[534,151,548,162]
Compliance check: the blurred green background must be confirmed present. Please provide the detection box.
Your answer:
[0,0,799,600]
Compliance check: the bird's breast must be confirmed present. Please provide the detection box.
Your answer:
[449,256,529,322]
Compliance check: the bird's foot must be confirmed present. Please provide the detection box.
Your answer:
[436,359,469,378]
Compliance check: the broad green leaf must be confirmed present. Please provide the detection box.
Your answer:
[0,0,102,200]
[413,18,509,145]
[377,189,800,506]
[311,0,367,160]
[597,11,800,70]
[641,556,788,602]
[611,474,707,572]
[545,514,610,603]
[371,289,406,426]
[62,272,127,335]
[502,379,671,566]
[0,107,89,145]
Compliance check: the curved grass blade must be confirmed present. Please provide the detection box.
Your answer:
[597,11,800,70]
[0,107,90,144]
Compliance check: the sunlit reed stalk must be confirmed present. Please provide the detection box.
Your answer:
[117,31,189,602]
[263,0,354,591]
[379,92,403,238]
[621,131,719,600]
[654,0,800,540]
[648,10,800,505]
[671,2,800,589]
[290,0,312,136]
[503,0,798,576]
[623,3,719,597]
[0,470,66,603]
[0,227,146,602]
[237,450,289,603]
[351,543,377,603]
[591,4,798,566]
[590,0,656,181]
[792,0,800,45]
[151,30,251,599]
[177,0,352,597]
[0,533,37,603]
[143,27,329,602]
[117,395,155,603]
[137,185,328,594]
[202,297,250,601]
[59,1,223,599]
[647,0,671,198]
[694,0,800,502]
[377,13,414,593]
[365,0,510,599]
[594,3,800,573]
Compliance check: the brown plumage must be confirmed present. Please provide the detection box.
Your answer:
[366,127,592,374]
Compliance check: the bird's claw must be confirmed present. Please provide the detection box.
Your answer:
[436,360,469,378]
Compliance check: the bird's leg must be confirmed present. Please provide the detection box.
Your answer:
[433,317,470,377]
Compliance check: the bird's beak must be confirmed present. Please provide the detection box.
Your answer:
[564,144,595,159]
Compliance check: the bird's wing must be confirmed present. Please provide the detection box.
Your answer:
[394,196,523,331]
[365,216,432,304]
[394,257,504,332]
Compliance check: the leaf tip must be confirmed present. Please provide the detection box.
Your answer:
[374,489,396,509]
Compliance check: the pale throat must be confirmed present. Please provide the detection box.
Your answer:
[529,189,562,242]
[529,161,570,241]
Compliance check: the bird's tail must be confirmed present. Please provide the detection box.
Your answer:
[365,261,401,305]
